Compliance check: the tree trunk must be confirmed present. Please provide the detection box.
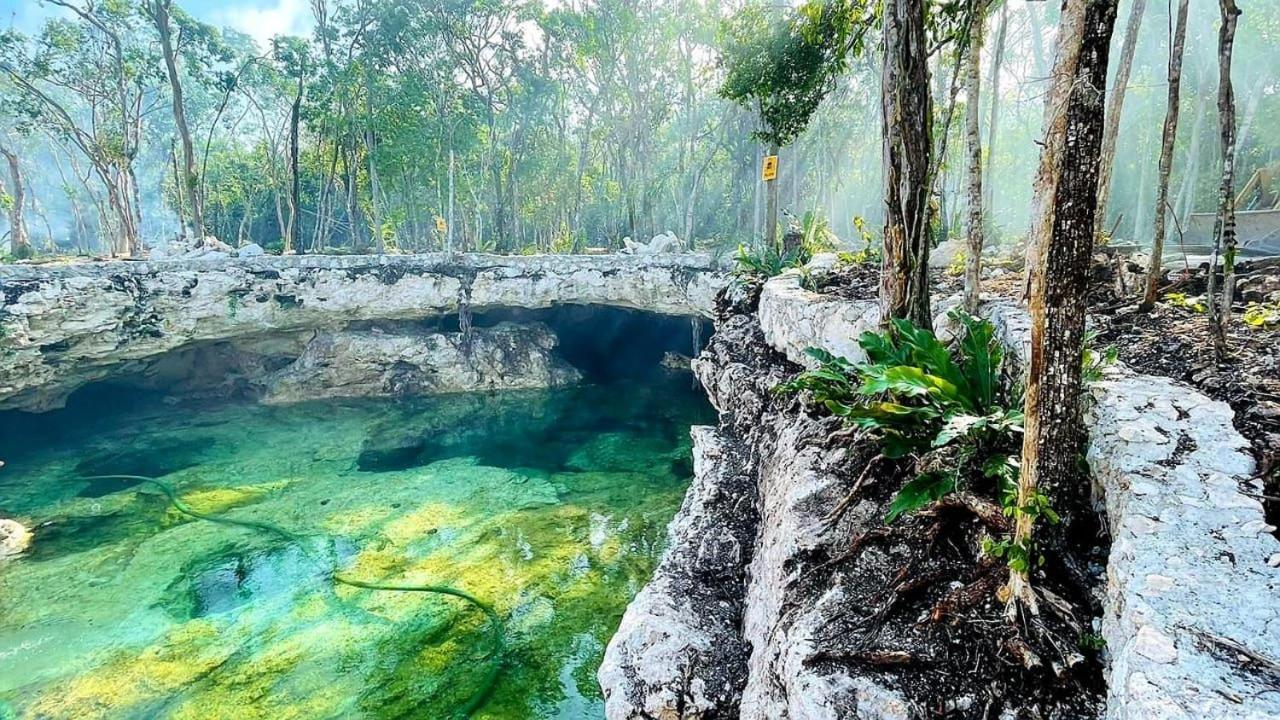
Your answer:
[1094,0,1147,241]
[288,77,302,254]
[1140,0,1189,311]
[963,5,987,312]
[982,2,1008,222]
[879,0,934,328]
[1009,0,1118,617]
[1,147,31,259]
[765,142,780,246]
[1207,0,1241,357]
[149,0,203,239]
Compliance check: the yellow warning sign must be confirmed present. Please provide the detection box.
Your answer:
[435,216,447,233]
[762,155,778,182]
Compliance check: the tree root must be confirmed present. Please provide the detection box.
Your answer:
[929,565,1002,622]
[823,453,887,527]
[923,492,1011,532]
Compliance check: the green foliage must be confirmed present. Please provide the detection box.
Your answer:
[1078,632,1107,652]
[1081,329,1119,385]
[732,239,808,279]
[732,214,836,280]
[718,0,872,147]
[1243,301,1280,329]
[1163,292,1207,313]
[779,311,1023,521]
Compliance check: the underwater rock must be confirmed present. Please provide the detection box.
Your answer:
[0,253,725,412]
[260,321,580,405]
[599,426,756,720]
[659,351,692,371]
[0,518,32,559]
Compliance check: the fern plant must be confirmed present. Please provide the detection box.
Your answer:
[779,311,1024,523]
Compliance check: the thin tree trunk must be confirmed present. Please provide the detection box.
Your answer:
[1207,0,1241,356]
[982,2,1008,221]
[880,0,934,328]
[765,142,780,245]
[288,77,302,254]
[148,0,203,238]
[1009,0,1118,617]
[1095,0,1148,241]
[1,147,31,259]
[964,4,987,312]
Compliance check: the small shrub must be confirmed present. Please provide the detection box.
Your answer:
[778,311,1024,522]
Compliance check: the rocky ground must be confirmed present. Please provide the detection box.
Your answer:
[1089,256,1280,527]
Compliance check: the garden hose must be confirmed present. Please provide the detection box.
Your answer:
[83,474,505,718]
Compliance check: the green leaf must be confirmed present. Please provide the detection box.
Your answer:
[886,472,956,524]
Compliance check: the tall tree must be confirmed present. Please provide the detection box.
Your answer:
[879,0,933,327]
[1139,0,1190,312]
[0,145,30,258]
[1207,0,1242,356]
[144,0,203,239]
[719,0,869,248]
[1094,0,1147,241]
[1007,0,1118,616]
[963,0,990,312]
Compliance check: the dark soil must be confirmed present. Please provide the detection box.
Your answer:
[811,260,881,300]
[787,410,1107,720]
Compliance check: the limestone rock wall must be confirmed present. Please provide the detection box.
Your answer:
[972,300,1280,720]
[0,253,724,411]
[598,426,757,719]
[762,270,1280,720]
[260,322,581,404]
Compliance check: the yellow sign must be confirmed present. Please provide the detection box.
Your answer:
[435,216,447,233]
[762,155,778,182]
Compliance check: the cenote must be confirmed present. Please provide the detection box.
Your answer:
[0,308,714,719]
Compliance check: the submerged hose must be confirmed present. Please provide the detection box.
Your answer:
[84,474,505,718]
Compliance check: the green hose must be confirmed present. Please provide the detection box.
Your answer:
[84,474,505,718]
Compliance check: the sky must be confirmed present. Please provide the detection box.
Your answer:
[0,0,315,49]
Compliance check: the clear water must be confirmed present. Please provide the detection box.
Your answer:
[0,376,713,719]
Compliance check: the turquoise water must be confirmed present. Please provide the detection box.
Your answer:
[0,376,712,719]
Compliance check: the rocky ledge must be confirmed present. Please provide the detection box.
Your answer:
[602,262,1280,719]
[0,253,724,411]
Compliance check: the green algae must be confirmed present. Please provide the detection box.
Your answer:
[0,376,712,719]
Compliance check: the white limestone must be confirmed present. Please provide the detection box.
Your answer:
[0,253,725,411]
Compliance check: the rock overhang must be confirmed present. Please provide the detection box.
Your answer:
[0,252,728,412]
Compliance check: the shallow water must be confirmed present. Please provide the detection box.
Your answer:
[0,375,713,719]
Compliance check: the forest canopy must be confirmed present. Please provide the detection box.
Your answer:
[0,0,1277,259]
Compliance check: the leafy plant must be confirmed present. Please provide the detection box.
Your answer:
[732,240,808,279]
[1242,301,1280,329]
[1163,292,1206,313]
[1081,329,1119,385]
[779,311,1024,521]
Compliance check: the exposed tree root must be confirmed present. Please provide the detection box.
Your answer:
[923,492,1011,532]
[929,564,1002,622]
[823,453,888,527]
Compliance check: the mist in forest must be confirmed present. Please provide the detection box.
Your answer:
[0,0,1276,256]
